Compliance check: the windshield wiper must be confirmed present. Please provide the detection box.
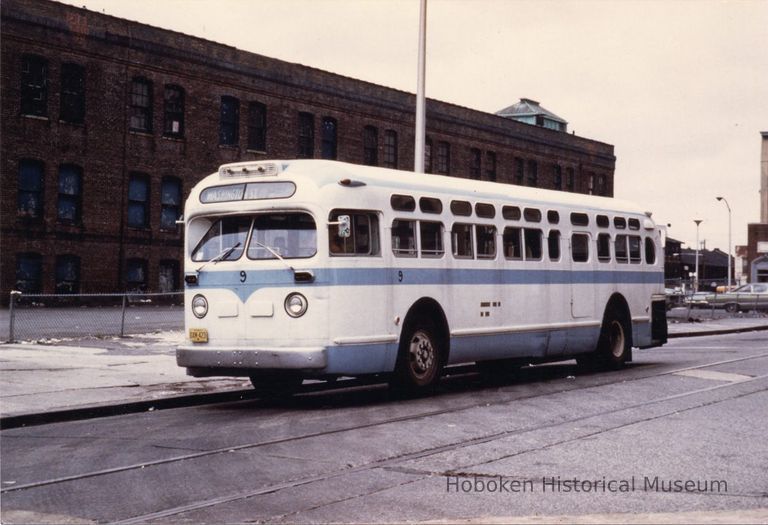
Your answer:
[195,242,241,273]
[250,240,314,283]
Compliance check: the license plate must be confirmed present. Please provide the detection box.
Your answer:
[189,328,208,343]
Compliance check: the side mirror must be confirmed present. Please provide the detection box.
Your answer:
[337,215,351,238]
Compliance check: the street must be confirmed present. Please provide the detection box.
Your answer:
[1,331,767,524]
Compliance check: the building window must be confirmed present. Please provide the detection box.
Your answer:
[514,158,524,185]
[566,167,575,191]
[129,77,153,132]
[60,63,85,124]
[55,255,81,294]
[383,130,398,168]
[596,174,607,196]
[58,164,82,224]
[18,159,44,220]
[248,102,267,151]
[125,258,148,292]
[16,253,43,294]
[158,260,179,292]
[297,112,314,158]
[485,151,497,182]
[553,165,562,190]
[469,148,481,179]
[321,117,337,159]
[424,138,433,173]
[127,173,149,229]
[220,96,240,145]
[363,125,378,166]
[436,141,450,174]
[21,54,48,117]
[527,160,538,186]
[160,177,181,231]
[163,85,184,138]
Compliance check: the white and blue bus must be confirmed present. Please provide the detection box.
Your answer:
[177,160,667,393]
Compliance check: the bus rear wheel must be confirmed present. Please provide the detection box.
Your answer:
[578,308,631,370]
[392,318,444,394]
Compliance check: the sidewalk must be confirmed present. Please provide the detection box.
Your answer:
[2,316,768,425]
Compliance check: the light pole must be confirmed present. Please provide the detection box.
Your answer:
[694,219,703,292]
[716,196,732,290]
[414,0,427,173]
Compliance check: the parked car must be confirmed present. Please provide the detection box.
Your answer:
[708,283,768,312]
[665,288,686,309]
[684,291,714,308]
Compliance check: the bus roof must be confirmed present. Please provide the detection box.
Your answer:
[205,159,652,218]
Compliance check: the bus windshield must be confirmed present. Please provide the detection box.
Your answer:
[191,213,317,262]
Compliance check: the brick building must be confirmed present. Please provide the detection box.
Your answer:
[1,0,616,297]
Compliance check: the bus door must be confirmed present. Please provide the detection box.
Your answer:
[569,232,594,319]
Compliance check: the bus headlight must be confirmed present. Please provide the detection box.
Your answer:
[192,294,208,318]
[284,292,308,318]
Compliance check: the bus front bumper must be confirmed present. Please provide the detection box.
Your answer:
[177,345,327,377]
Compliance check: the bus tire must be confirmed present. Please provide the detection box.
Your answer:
[579,307,631,370]
[392,317,444,394]
[249,371,303,398]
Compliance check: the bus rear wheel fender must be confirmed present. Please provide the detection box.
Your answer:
[579,295,632,370]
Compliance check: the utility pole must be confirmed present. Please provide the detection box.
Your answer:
[414,0,427,173]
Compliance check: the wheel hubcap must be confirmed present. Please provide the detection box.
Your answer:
[409,330,436,377]
[608,320,625,358]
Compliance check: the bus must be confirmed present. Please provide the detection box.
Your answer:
[177,159,667,394]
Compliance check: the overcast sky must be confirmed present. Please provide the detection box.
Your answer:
[59,0,768,254]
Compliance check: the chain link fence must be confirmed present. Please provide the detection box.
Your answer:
[3,292,184,342]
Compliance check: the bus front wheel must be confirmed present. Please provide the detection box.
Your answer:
[392,318,444,394]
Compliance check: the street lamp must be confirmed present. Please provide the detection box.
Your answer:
[716,196,732,290]
[694,219,703,292]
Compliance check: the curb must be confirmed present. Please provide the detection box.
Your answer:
[668,324,768,339]
[0,388,256,431]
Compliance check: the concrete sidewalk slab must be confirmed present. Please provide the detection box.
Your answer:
[0,331,250,421]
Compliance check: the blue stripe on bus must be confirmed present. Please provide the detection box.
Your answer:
[189,267,663,303]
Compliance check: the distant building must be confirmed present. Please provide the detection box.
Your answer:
[496,98,568,132]
[745,132,768,283]
[1,0,616,297]
[664,237,732,289]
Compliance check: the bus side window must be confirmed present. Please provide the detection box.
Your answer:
[329,211,380,256]
[524,228,542,260]
[645,237,656,265]
[615,234,629,263]
[392,219,417,257]
[548,230,561,261]
[572,233,590,263]
[420,221,444,257]
[452,223,474,258]
[629,235,642,263]
[503,227,522,260]
[476,225,496,259]
[597,233,612,262]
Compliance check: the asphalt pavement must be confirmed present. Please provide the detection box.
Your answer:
[1,314,768,524]
[1,311,767,424]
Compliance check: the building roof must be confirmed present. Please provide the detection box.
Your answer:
[495,98,568,125]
